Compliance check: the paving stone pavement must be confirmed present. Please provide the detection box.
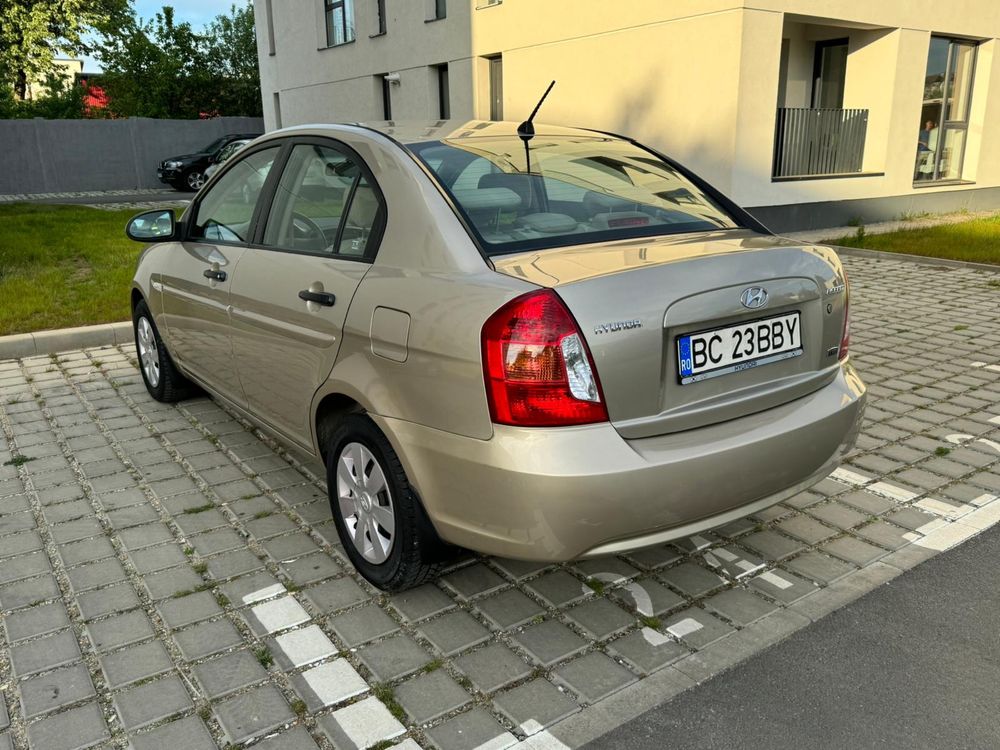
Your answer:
[0,255,998,749]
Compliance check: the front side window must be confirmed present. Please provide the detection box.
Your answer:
[915,37,976,182]
[411,136,738,256]
[324,0,356,46]
[263,143,382,257]
[192,147,279,243]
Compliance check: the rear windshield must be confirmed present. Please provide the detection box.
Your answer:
[410,136,739,256]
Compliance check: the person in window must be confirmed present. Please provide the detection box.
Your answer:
[915,120,938,180]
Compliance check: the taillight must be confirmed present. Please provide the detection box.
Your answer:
[482,289,608,427]
[838,274,850,361]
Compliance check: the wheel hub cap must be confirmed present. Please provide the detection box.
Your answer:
[336,442,395,564]
[136,317,160,388]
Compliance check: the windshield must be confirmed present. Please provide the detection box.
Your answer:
[201,137,229,155]
[410,136,739,255]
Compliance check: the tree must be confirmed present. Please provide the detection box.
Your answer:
[96,3,262,119]
[0,0,130,100]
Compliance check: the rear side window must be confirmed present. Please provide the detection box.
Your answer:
[262,143,383,258]
[191,147,279,243]
[411,137,738,255]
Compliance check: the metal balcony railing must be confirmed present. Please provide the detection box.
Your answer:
[772,107,869,178]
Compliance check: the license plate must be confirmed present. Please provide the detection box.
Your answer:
[677,312,802,384]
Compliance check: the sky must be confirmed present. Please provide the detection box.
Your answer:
[82,0,243,71]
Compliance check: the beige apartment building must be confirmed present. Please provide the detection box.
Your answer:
[254,0,1000,229]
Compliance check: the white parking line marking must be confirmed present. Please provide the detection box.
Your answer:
[972,494,999,507]
[666,618,703,638]
[758,571,794,590]
[275,624,337,668]
[301,659,368,707]
[916,498,973,519]
[989,415,1000,425]
[914,522,979,551]
[517,729,571,749]
[831,467,872,486]
[241,583,286,606]
[640,626,674,647]
[867,482,918,503]
[623,582,654,617]
[249,596,310,635]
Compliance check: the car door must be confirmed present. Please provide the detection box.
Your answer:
[158,145,282,406]
[229,139,386,448]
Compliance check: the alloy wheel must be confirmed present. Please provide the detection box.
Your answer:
[187,171,205,190]
[336,442,395,564]
[136,316,160,388]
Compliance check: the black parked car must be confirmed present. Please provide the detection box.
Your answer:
[157,132,261,191]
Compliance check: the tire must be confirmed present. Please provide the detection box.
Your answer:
[326,414,446,591]
[182,169,204,192]
[133,300,196,403]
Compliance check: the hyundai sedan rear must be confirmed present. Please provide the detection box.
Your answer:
[127,121,865,591]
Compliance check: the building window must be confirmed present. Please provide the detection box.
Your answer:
[915,36,977,182]
[435,0,447,19]
[435,64,450,119]
[264,0,276,55]
[488,55,503,121]
[378,74,392,119]
[324,0,356,47]
[811,38,848,109]
[375,0,386,34]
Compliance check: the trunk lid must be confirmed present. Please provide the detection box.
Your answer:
[491,229,849,439]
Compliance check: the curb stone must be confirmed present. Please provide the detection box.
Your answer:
[0,321,132,360]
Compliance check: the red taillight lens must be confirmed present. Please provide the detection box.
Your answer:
[482,289,609,427]
[838,275,851,361]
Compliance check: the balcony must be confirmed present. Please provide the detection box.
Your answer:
[772,107,869,179]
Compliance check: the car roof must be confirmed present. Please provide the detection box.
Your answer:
[264,120,617,147]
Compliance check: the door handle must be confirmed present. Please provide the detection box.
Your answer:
[203,268,227,282]
[298,290,336,306]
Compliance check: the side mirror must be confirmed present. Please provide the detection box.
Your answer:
[126,209,177,242]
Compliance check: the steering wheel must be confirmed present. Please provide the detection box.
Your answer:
[290,212,326,247]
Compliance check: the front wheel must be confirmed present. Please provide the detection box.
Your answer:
[133,300,196,402]
[326,414,446,591]
[183,169,205,191]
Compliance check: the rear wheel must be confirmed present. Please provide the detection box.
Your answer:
[133,300,196,402]
[326,414,445,591]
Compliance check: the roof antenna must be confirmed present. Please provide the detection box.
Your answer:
[517,80,555,172]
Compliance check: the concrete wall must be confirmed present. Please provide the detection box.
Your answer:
[0,116,264,194]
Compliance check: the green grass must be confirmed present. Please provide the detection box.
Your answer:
[829,214,1000,265]
[0,204,146,335]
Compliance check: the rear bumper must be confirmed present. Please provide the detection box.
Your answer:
[377,361,866,562]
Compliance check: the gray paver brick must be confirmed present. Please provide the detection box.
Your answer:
[396,670,472,723]
[114,675,194,731]
[776,515,841,545]
[494,678,579,735]
[58,537,115,566]
[127,716,216,750]
[474,588,544,630]
[0,530,43,559]
[143,565,205,600]
[77,582,141,620]
[749,568,819,604]
[67,557,127,592]
[128,543,188,574]
[453,643,532,693]
[304,576,370,614]
[10,629,81,677]
[4,602,70,642]
[280,552,342,586]
[118,523,173,550]
[552,651,637,703]
[101,640,174,689]
[249,726,321,750]
[525,569,589,607]
[214,685,295,745]
[87,610,154,652]
[389,584,456,622]
[426,707,516,750]
[740,530,807,561]
[357,633,432,682]
[173,618,244,661]
[441,563,506,600]
[822,535,889,567]
[703,588,780,626]
[192,649,268,699]
[19,663,96,719]
[418,609,490,656]
[613,578,685,616]
[206,549,265,579]
[49,517,103,544]
[290,659,368,711]
[512,620,587,667]
[26,702,109,750]
[157,590,224,629]
[567,598,635,640]
[809,502,869,531]
[330,603,399,647]
[659,562,725,598]
[0,552,50,585]
[663,608,735,649]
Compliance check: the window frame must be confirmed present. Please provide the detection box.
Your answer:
[184,142,286,249]
[324,0,356,47]
[915,35,978,184]
[250,136,388,263]
[811,37,849,109]
[374,0,387,35]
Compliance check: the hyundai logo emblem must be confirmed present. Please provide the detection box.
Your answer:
[740,287,769,309]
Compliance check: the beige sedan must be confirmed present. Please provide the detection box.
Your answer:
[126,121,866,591]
